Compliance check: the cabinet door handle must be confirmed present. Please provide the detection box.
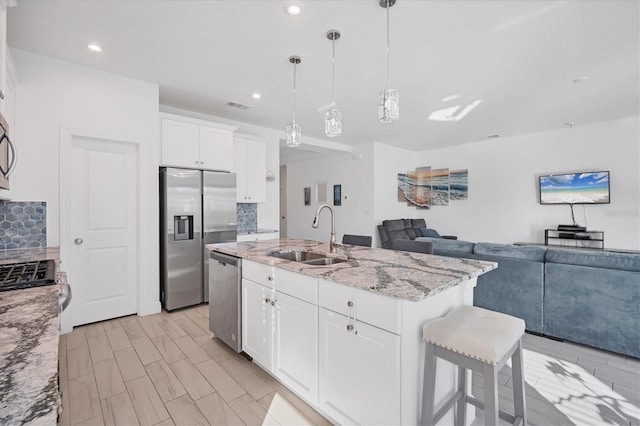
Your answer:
[268,276,273,281]
[264,298,271,304]
[271,300,276,306]
[0,90,4,100]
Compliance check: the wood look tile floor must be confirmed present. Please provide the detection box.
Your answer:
[58,305,640,426]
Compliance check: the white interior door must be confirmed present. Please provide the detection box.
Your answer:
[68,136,138,326]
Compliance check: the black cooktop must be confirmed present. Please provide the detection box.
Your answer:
[0,260,56,292]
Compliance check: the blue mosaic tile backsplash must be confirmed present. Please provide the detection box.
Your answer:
[237,203,257,233]
[0,201,47,250]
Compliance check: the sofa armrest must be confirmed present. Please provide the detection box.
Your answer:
[377,225,389,248]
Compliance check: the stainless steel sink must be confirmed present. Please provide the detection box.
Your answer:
[268,250,326,262]
[267,250,348,266]
[301,257,348,266]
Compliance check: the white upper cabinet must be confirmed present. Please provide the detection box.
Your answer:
[0,5,8,117]
[161,114,236,171]
[235,135,267,203]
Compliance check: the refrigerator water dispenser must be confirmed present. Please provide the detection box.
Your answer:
[174,215,194,241]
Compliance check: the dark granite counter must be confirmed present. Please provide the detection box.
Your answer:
[0,247,60,425]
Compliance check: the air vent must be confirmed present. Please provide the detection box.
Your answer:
[227,101,250,110]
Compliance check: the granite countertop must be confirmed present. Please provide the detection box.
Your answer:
[0,247,61,425]
[207,238,496,302]
[237,228,279,236]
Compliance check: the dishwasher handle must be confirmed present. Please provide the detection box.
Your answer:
[210,251,239,267]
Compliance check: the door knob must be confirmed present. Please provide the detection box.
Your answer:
[74,238,84,245]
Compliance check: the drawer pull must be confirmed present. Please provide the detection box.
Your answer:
[265,298,271,304]
[268,275,274,281]
[346,324,354,331]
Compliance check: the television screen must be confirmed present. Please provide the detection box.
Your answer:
[539,171,610,204]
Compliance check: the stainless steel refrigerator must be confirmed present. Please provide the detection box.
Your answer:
[160,167,237,311]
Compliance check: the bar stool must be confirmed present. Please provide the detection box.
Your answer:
[421,305,527,426]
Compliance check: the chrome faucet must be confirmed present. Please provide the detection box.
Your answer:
[312,203,338,253]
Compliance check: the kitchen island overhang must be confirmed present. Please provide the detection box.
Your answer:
[207,238,496,425]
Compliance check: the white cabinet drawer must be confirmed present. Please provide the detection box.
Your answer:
[243,260,275,287]
[275,268,317,304]
[319,279,402,334]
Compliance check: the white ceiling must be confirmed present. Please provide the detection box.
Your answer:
[7,1,640,156]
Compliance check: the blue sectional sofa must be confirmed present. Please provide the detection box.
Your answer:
[414,237,640,358]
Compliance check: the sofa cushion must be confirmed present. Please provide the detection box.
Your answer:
[411,218,427,229]
[419,228,441,238]
[474,242,547,262]
[545,248,640,272]
[405,228,419,239]
[382,219,406,231]
[415,236,474,254]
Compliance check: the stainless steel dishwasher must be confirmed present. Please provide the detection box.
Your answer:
[209,251,242,352]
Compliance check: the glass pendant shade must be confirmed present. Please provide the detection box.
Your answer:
[325,108,342,137]
[379,88,399,123]
[286,55,302,147]
[325,30,342,137]
[286,121,302,147]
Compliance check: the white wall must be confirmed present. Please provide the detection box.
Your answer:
[10,49,161,316]
[286,143,375,243]
[415,117,640,250]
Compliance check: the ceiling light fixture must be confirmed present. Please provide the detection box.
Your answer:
[287,5,301,16]
[252,92,261,100]
[286,56,302,147]
[325,30,342,138]
[379,0,399,123]
[87,43,102,52]
[573,76,590,83]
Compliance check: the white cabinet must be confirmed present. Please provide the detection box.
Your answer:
[235,136,267,203]
[272,291,318,404]
[161,115,236,171]
[241,260,318,403]
[241,278,272,368]
[318,309,401,426]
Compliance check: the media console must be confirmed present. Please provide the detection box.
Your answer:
[544,229,604,249]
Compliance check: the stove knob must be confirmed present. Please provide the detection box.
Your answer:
[74,238,84,245]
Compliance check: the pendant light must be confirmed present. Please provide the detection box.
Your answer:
[379,0,399,123]
[325,30,342,137]
[286,56,302,147]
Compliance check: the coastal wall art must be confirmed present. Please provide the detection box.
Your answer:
[397,167,468,209]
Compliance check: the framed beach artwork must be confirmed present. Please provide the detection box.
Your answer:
[397,166,467,208]
[430,168,450,206]
[333,185,342,206]
[449,169,469,200]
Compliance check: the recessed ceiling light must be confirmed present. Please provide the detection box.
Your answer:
[87,43,102,52]
[287,5,301,16]
[573,76,590,83]
[252,92,261,100]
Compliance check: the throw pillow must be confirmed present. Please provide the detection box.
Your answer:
[419,228,441,238]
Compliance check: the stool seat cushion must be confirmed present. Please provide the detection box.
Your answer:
[423,305,525,364]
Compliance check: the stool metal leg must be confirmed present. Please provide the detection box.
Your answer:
[456,365,467,426]
[421,342,437,426]
[482,362,499,426]
[512,339,527,425]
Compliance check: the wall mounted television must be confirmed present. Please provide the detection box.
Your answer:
[539,171,610,205]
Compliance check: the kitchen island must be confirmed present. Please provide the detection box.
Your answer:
[207,238,496,425]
